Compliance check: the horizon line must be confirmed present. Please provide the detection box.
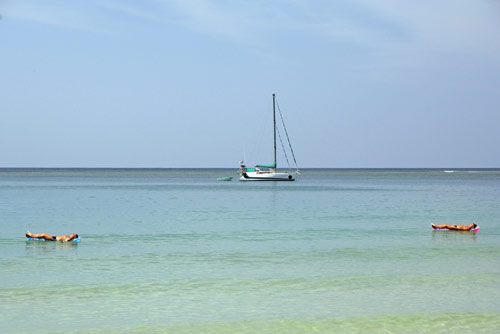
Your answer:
[1,167,499,170]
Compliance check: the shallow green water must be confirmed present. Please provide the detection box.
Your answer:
[1,169,499,333]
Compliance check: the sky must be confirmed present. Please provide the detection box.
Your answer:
[1,0,500,168]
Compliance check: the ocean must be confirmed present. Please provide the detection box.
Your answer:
[1,168,499,333]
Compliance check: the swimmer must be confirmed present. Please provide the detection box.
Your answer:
[26,231,79,242]
[431,223,477,231]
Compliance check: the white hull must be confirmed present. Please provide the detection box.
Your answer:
[240,171,295,181]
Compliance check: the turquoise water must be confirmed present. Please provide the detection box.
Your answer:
[1,169,499,333]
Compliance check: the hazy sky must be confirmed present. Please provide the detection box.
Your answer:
[1,0,499,168]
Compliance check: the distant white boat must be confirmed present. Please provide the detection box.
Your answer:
[239,94,300,181]
[444,170,454,173]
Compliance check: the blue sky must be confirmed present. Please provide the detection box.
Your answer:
[1,0,499,168]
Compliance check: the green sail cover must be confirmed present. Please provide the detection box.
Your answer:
[256,164,276,168]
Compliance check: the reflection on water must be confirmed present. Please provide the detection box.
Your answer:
[25,241,79,256]
[431,230,478,242]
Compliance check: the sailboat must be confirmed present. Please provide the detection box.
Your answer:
[239,93,300,181]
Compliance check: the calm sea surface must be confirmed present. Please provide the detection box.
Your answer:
[1,169,499,333]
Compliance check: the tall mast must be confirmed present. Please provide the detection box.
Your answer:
[273,93,277,172]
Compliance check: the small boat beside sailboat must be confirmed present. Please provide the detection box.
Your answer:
[239,93,300,181]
